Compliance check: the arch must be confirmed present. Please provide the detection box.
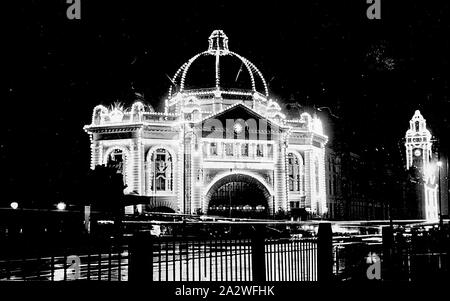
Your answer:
[103,146,131,185]
[203,171,273,213]
[146,145,177,164]
[103,145,130,165]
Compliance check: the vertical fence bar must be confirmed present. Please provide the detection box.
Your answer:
[165,241,168,281]
[251,225,266,282]
[172,239,176,281]
[198,239,201,281]
[179,240,183,281]
[303,240,306,281]
[288,241,292,281]
[272,239,280,281]
[267,240,271,281]
[208,239,212,281]
[317,223,333,283]
[243,239,248,281]
[295,240,299,281]
[186,240,190,281]
[281,241,285,281]
[205,239,208,281]
[192,240,195,281]
[306,240,311,281]
[234,239,238,281]
[220,239,223,281]
[128,232,153,282]
[214,239,218,281]
[225,239,228,281]
[239,238,243,281]
[286,241,290,281]
[275,240,278,281]
[156,240,162,281]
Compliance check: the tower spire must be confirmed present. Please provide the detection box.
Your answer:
[208,30,229,54]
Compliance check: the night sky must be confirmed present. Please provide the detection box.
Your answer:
[3,1,450,206]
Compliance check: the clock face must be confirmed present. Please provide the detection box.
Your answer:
[414,149,422,157]
[233,123,243,134]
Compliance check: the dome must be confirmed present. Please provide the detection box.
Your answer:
[169,30,268,98]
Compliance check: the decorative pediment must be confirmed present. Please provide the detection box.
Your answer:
[199,103,285,140]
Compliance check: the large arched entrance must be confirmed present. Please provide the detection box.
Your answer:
[205,173,272,218]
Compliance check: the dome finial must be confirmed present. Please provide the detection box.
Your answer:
[208,30,229,54]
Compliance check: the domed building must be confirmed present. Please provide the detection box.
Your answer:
[84,30,328,218]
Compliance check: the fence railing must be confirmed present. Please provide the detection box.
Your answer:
[128,224,328,282]
[0,239,128,281]
[383,226,450,281]
[333,240,383,281]
[265,238,317,281]
[4,222,448,282]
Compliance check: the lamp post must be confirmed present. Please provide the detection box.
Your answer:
[437,161,443,228]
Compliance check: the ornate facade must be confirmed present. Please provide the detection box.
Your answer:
[84,30,328,217]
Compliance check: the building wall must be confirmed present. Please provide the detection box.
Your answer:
[324,148,389,221]
[86,102,328,217]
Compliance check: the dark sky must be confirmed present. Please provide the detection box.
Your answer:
[2,1,450,205]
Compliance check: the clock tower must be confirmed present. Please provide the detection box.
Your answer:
[405,110,432,171]
[404,110,439,221]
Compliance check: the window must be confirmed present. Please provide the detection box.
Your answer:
[288,153,303,192]
[107,149,124,172]
[267,144,273,158]
[107,148,126,184]
[256,144,264,157]
[150,148,173,193]
[225,143,233,156]
[210,143,218,156]
[241,143,249,157]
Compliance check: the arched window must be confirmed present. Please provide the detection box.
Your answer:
[149,148,173,193]
[106,148,127,184]
[288,153,303,192]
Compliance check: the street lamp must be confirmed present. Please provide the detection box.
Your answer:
[10,202,18,210]
[437,161,443,227]
[57,202,66,211]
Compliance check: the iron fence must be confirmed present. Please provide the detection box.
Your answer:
[0,239,128,281]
